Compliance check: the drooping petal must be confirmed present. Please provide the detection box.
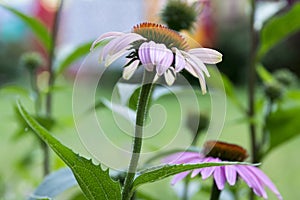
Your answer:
[191,168,202,178]
[247,166,283,200]
[91,32,124,50]
[188,48,222,64]
[149,43,173,76]
[108,33,145,55]
[163,152,202,164]
[183,52,210,77]
[173,48,186,72]
[171,171,191,185]
[139,42,154,71]
[185,62,207,94]
[164,68,176,86]
[104,48,129,67]
[214,166,226,190]
[122,60,140,80]
[224,165,237,186]
[236,166,268,199]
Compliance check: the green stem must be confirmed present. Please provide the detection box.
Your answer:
[248,0,258,164]
[46,0,63,117]
[210,181,221,200]
[122,70,155,200]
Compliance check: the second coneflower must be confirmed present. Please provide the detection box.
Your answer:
[91,22,222,93]
[163,141,283,200]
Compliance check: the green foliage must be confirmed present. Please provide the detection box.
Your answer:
[258,3,300,57]
[256,64,274,84]
[28,168,77,200]
[55,41,95,76]
[266,92,300,152]
[0,3,52,51]
[128,87,141,111]
[17,101,122,200]
[132,162,252,193]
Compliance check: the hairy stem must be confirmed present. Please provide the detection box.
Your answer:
[122,71,154,200]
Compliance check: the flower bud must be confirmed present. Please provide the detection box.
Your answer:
[273,68,297,87]
[160,0,198,31]
[20,52,44,72]
[264,81,284,101]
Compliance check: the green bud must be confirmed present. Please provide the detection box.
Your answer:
[264,82,284,101]
[160,0,198,32]
[20,52,44,72]
[273,68,298,87]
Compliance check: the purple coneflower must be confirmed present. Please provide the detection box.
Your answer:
[91,22,222,93]
[164,141,283,200]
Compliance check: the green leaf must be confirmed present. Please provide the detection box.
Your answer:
[267,102,300,152]
[132,162,253,193]
[258,3,300,57]
[17,101,122,200]
[256,64,274,84]
[28,168,77,200]
[0,3,52,51]
[0,85,30,97]
[128,87,141,110]
[55,41,94,76]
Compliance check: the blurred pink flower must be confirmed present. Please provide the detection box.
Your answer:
[163,141,283,200]
[91,22,222,93]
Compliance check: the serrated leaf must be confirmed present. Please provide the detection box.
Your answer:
[55,41,93,76]
[258,2,300,57]
[17,101,122,200]
[28,168,77,200]
[0,3,52,51]
[132,162,252,193]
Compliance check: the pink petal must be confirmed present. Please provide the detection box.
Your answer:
[122,60,140,80]
[138,42,154,71]
[191,168,202,178]
[248,166,283,200]
[214,166,226,190]
[188,48,222,64]
[171,171,190,185]
[162,152,201,164]
[173,48,186,72]
[109,33,145,55]
[185,62,207,94]
[149,43,172,76]
[91,32,123,50]
[235,165,268,199]
[224,165,237,186]
[184,52,210,77]
[104,48,129,67]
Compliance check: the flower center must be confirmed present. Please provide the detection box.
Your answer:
[202,141,248,162]
[132,22,188,50]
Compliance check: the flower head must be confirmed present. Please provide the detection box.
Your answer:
[163,141,282,200]
[91,22,222,94]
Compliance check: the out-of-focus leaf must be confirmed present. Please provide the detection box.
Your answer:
[258,2,300,57]
[266,91,300,152]
[28,168,77,200]
[221,74,245,112]
[267,105,300,152]
[0,85,30,96]
[17,101,122,200]
[0,3,52,51]
[55,41,95,76]
[132,162,254,195]
[256,64,274,83]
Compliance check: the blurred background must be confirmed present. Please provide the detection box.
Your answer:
[0,0,300,199]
